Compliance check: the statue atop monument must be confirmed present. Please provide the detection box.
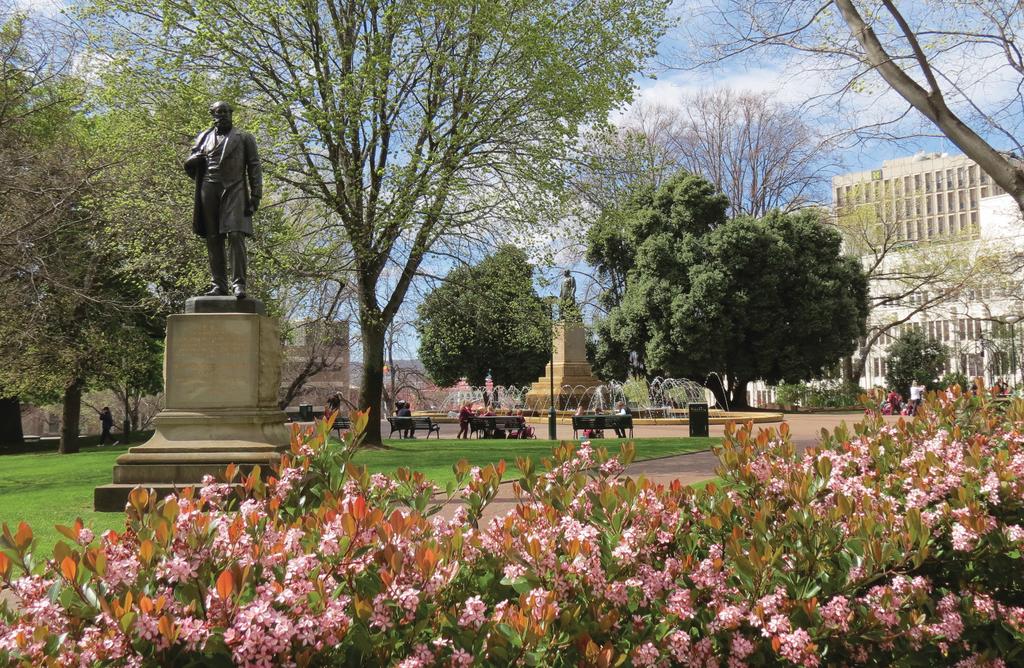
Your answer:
[558,269,577,320]
[184,101,262,299]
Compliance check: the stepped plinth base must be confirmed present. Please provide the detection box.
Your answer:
[94,310,290,512]
[524,322,603,410]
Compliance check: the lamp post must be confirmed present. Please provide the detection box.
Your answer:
[1012,320,1018,388]
[548,299,557,440]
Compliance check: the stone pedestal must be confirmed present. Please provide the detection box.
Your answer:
[525,323,603,410]
[94,300,289,511]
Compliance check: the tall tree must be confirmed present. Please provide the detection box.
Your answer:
[82,0,669,444]
[0,4,114,453]
[576,91,833,319]
[666,90,836,217]
[416,246,551,387]
[592,172,869,406]
[885,329,950,397]
[683,0,1024,212]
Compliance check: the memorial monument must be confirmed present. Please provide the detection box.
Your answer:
[95,102,289,511]
[524,270,603,410]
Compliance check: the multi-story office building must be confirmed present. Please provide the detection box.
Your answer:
[833,153,1023,390]
[833,152,1007,242]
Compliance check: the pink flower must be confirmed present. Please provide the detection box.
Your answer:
[632,642,659,667]
[779,628,817,666]
[951,523,978,551]
[666,630,691,661]
[665,588,694,620]
[820,595,851,632]
[458,596,487,629]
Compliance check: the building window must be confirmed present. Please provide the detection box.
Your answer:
[946,169,954,190]
[917,220,924,238]
[957,167,965,188]
[926,173,933,192]
[937,196,944,213]
[938,217,946,235]
[969,166,977,185]
[927,218,934,237]
[981,171,989,185]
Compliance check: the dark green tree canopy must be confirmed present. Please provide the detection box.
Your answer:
[590,171,869,405]
[416,246,551,387]
[885,330,950,398]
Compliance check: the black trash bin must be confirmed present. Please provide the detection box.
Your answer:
[299,404,314,421]
[688,403,709,438]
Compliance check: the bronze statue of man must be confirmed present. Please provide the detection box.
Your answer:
[184,101,262,298]
[559,269,577,320]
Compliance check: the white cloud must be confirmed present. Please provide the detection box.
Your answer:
[11,0,65,15]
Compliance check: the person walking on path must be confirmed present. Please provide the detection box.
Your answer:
[98,407,116,447]
[457,403,472,439]
[325,393,343,438]
[909,380,925,414]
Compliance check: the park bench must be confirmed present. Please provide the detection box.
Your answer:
[571,414,633,439]
[469,415,531,439]
[326,414,352,439]
[386,416,441,439]
[286,405,324,422]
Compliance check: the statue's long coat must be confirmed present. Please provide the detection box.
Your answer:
[185,127,262,237]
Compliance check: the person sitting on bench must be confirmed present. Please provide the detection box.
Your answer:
[396,401,413,438]
[613,401,631,438]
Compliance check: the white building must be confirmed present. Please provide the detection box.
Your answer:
[838,153,1024,390]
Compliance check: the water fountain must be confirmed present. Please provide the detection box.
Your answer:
[438,384,530,413]
[437,377,715,415]
[425,376,780,426]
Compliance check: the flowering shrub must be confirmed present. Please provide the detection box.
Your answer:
[2,390,1024,666]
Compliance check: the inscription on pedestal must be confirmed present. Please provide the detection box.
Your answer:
[165,314,261,409]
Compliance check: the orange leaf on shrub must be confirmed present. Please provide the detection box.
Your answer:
[216,569,234,600]
[14,522,32,551]
[60,556,77,581]
[352,495,367,521]
[138,540,155,565]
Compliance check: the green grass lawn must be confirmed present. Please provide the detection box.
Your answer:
[0,435,718,555]
[350,436,718,484]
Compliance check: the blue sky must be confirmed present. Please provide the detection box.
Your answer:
[629,0,1023,177]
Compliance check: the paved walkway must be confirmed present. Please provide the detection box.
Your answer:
[392,411,881,521]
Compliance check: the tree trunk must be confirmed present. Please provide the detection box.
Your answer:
[728,377,750,410]
[0,396,24,450]
[842,356,855,384]
[705,380,729,411]
[59,379,83,454]
[358,319,386,445]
